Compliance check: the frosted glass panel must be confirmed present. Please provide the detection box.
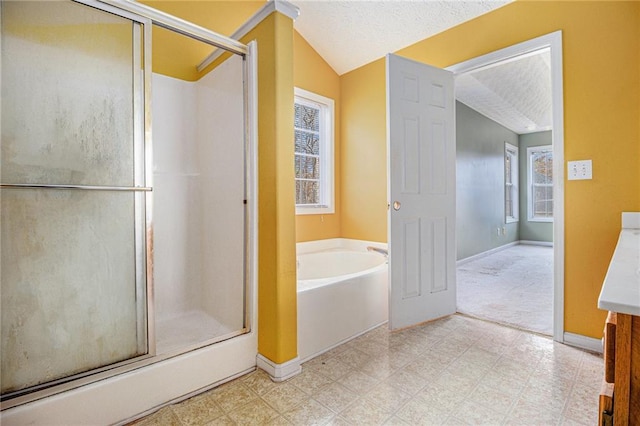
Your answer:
[0,1,136,187]
[0,189,143,393]
[0,0,147,396]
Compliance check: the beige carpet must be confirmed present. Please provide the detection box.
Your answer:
[456,244,553,335]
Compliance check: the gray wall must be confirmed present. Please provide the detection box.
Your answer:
[519,131,553,243]
[456,101,519,260]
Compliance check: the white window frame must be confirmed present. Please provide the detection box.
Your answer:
[527,145,554,222]
[294,87,334,215]
[504,142,519,223]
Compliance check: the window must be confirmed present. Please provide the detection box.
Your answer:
[528,145,553,222]
[504,143,519,223]
[294,88,334,215]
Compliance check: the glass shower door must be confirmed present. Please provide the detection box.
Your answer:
[0,0,150,396]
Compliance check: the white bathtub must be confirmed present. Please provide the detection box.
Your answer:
[297,239,389,362]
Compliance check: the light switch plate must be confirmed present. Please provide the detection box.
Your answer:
[567,160,592,180]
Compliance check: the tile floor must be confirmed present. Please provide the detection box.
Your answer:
[131,315,602,426]
[457,245,553,335]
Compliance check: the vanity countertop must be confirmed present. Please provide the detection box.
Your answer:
[598,212,640,316]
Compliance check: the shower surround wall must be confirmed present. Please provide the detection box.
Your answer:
[152,55,246,354]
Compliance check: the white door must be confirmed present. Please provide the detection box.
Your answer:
[386,54,456,330]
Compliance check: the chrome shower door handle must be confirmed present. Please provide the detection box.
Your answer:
[393,201,401,211]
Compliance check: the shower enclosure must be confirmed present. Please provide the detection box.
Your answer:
[152,39,247,356]
[1,0,253,406]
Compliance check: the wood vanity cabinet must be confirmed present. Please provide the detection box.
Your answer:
[599,311,640,425]
[597,214,640,425]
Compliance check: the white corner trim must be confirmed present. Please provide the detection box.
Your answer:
[197,0,299,72]
[272,0,300,21]
[563,332,603,354]
[256,354,301,382]
[456,241,519,266]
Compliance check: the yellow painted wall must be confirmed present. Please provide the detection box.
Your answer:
[144,1,298,363]
[239,13,297,363]
[340,58,388,243]
[341,1,640,338]
[293,31,342,242]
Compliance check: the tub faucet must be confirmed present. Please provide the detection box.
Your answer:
[367,246,388,257]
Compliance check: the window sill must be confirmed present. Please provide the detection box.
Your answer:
[505,217,519,224]
[529,217,554,223]
[296,206,335,216]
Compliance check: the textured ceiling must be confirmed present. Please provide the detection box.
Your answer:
[290,0,512,76]
[288,0,549,135]
[455,50,552,134]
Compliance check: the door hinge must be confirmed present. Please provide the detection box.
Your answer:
[601,410,613,426]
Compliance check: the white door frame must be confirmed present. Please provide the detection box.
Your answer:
[446,31,565,343]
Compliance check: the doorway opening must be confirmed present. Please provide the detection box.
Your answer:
[448,32,564,341]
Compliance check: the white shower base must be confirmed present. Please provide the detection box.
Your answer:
[156,310,234,355]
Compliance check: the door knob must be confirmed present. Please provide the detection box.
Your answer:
[393,201,401,211]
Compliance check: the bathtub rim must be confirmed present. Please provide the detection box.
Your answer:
[296,238,388,292]
[296,238,387,256]
[297,261,387,293]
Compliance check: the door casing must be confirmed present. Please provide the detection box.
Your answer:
[447,31,565,342]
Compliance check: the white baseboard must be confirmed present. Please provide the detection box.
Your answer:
[457,240,555,266]
[256,354,301,382]
[520,240,553,247]
[457,241,519,266]
[563,332,603,354]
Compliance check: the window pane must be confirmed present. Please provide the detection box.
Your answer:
[505,154,512,184]
[294,103,319,132]
[295,155,319,179]
[295,130,320,155]
[505,186,513,217]
[296,180,319,205]
[532,151,553,184]
[294,89,334,211]
[533,185,553,217]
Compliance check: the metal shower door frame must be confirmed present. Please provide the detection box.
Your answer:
[95,0,256,349]
[1,0,254,408]
[0,0,153,404]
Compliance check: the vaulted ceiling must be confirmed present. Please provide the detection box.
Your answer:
[289,0,551,135]
[146,0,550,135]
[290,0,511,76]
